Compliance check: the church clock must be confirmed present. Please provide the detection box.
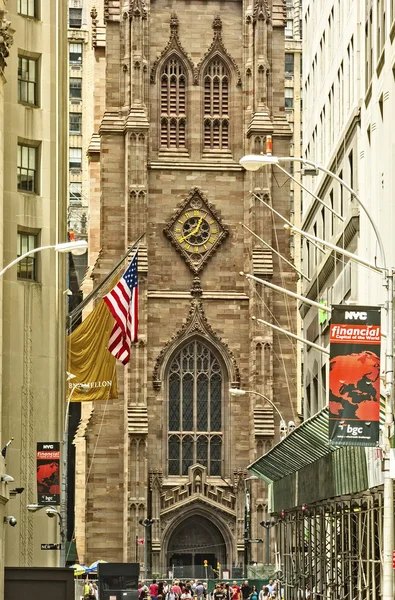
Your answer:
[164,188,228,274]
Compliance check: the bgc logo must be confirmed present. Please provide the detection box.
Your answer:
[339,422,363,436]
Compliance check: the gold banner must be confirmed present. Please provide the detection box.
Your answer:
[66,299,118,402]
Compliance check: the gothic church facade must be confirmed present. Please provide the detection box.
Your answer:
[75,0,297,575]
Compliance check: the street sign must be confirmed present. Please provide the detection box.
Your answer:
[41,543,61,550]
[248,538,264,543]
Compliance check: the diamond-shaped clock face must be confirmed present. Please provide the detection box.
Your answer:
[164,188,229,274]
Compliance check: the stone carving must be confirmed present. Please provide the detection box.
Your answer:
[196,16,242,86]
[160,465,236,513]
[90,8,98,48]
[150,13,195,84]
[253,0,271,22]
[152,288,241,390]
[149,469,163,490]
[129,0,147,20]
[0,12,13,73]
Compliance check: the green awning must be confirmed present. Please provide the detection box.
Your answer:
[249,401,385,485]
[248,406,337,483]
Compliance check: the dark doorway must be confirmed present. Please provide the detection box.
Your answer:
[167,516,226,579]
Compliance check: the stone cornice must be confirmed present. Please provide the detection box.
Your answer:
[149,160,242,171]
[147,290,249,300]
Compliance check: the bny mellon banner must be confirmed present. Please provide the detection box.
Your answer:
[329,305,381,446]
[67,299,118,402]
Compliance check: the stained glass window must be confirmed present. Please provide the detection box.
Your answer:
[160,58,187,149]
[167,340,223,476]
[168,435,180,475]
[203,59,229,150]
[182,435,194,475]
[210,435,222,476]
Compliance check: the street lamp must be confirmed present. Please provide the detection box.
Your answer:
[139,518,154,580]
[26,504,64,542]
[229,388,288,440]
[0,240,88,278]
[260,520,276,564]
[240,152,394,600]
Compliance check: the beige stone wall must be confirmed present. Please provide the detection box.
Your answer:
[78,0,297,570]
[1,0,67,568]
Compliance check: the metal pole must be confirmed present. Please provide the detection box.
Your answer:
[60,384,86,566]
[383,271,394,600]
[244,487,250,578]
[265,527,270,565]
[144,524,148,582]
[60,423,68,566]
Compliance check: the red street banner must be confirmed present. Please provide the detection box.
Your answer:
[329,306,381,446]
[36,442,60,505]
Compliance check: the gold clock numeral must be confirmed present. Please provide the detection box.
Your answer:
[178,219,184,224]
[211,228,218,234]
[202,212,208,218]
[185,212,190,219]
[178,237,184,243]
[203,244,208,250]
[193,210,199,216]
[209,220,214,225]
[175,227,181,232]
[209,237,216,244]
[184,243,190,250]
[194,246,199,252]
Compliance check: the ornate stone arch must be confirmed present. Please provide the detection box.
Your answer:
[196,16,242,86]
[160,502,235,568]
[152,289,240,390]
[150,13,195,84]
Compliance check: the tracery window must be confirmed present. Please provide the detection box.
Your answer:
[168,340,223,476]
[203,59,229,150]
[160,58,186,149]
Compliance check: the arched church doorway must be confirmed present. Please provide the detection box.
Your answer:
[167,515,227,580]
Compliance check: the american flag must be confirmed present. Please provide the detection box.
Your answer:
[103,252,138,365]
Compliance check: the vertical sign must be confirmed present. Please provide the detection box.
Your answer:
[36,442,60,505]
[329,305,381,446]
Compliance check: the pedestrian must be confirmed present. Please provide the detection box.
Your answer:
[139,582,148,600]
[241,581,250,600]
[88,582,96,600]
[196,581,205,600]
[91,583,99,600]
[181,589,193,600]
[258,586,269,600]
[84,579,90,600]
[158,581,165,600]
[172,580,182,599]
[267,581,275,595]
[230,581,240,600]
[150,579,159,600]
[249,586,258,600]
[213,584,226,600]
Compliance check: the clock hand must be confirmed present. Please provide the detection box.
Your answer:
[179,217,203,242]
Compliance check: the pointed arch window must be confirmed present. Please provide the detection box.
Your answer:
[167,340,223,476]
[160,58,186,149]
[203,58,229,150]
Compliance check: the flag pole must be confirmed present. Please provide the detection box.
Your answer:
[68,233,144,332]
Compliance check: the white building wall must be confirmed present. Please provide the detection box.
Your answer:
[301,0,395,418]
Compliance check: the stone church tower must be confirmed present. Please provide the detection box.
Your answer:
[75,0,297,576]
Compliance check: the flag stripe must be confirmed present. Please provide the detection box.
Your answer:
[103,252,138,365]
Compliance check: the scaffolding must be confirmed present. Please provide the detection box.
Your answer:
[275,492,385,600]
